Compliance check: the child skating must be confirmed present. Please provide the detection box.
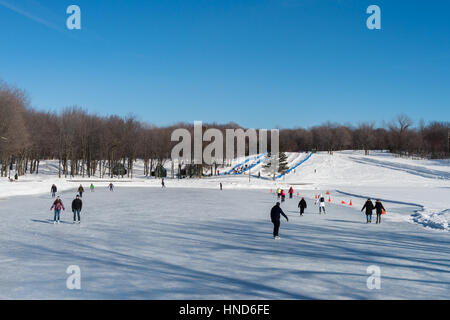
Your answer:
[50,196,65,224]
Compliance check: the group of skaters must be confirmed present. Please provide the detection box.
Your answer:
[270,188,386,239]
[275,187,325,215]
[49,182,115,225]
[49,194,82,225]
[275,187,295,202]
[50,183,99,199]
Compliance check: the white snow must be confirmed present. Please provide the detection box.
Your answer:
[412,209,450,231]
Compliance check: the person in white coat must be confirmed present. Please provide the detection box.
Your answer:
[315,194,326,214]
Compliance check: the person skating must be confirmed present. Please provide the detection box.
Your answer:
[51,184,57,198]
[276,188,281,199]
[109,183,114,191]
[361,198,375,223]
[78,185,84,198]
[71,194,83,224]
[90,183,95,192]
[281,189,286,202]
[288,187,294,199]
[162,178,165,188]
[270,202,289,239]
[220,183,223,191]
[374,199,385,224]
[298,197,307,216]
[50,196,65,224]
[315,194,326,214]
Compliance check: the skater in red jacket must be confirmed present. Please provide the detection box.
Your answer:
[50,196,65,224]
[288,187,294,199]
[281,189,286,202]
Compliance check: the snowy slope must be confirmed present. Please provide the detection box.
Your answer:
[279,151,450,231]
[282,151,450,186]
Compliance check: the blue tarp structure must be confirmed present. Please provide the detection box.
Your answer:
[223,152,268,175]
[275,153,313,179]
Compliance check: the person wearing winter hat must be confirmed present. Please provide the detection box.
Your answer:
[72,194,83,224]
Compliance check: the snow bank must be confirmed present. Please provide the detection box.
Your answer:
[412,209,450,231]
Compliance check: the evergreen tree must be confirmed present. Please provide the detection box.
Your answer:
[263,152,289,178]
[278,152,289,173]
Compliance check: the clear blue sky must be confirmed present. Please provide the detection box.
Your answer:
[0,0,449,129]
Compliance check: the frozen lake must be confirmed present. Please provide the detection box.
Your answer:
[0,187,449,299]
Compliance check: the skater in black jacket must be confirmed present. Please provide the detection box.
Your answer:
[51,184,57,198]
[361,198,375,223]
[78,185,84,198]
[71,195,83,224]
[298,197,307,216]
[374,199,385,224]
[270,202,289,239]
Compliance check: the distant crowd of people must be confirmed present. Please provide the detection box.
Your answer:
[231,164,249,174]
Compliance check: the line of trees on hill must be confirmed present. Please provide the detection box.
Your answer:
[1,81,449,179]
[280,116,449,158]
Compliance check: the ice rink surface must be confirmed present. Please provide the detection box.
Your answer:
[1,187,448,299]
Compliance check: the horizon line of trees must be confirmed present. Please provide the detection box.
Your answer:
[1,81,449,179]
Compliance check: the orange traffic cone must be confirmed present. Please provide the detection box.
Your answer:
[349,200,353,206]
[328,197,331,203]
[315,194,318,199]
[341,200,346,205]
[326,191,330,195]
